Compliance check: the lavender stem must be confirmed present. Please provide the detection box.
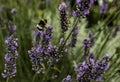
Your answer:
[32,73,37,82]
[6,78,9,82]
[62,18,79,48]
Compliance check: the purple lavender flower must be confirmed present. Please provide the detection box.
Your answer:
[5,35,18,51]
[73,0,95,18]
[88,30,95,46]
[70,25,78,47]
[95,54,109,77]
[58,2,69,32]
[49,46,60,64]
[72,11,77,17]
[42,25,52,46]
[41,25,53,55]
[11,8,17,15]
[42,44,53,55]
[28,25,54,73]
[76,53,109,82]
[82,39,91,56]
[76,53,95,82]
[8,21,16,35]
[1,35,18,78]
[100,1,107,14]
[34,26,42,45]
[62,75,72,82]
[82,31,94,56]
[48,38,67,64]
[29,19,69,74]
[28,45,44,73]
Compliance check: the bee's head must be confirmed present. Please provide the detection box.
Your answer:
[39,19,47,27]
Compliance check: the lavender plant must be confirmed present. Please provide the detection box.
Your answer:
[62,32,109,82]
[28,25,53,74]
[0,0,120,82]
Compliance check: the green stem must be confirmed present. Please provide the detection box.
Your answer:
[6,78,9,82]
[42,65,51,82]
[32,73,37,82]
[62,18,79,48]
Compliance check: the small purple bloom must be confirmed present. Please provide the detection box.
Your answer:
[11,8,17,15]
[34,26,40,36]
[66,75,71,81]
[90,0,94,5]
[96,77,102,82]
[89,53,94,65]
[4,54,11,62]
[100,1,107,14]
[82,39,91,55]
[1,73,7,78]
[84,9,90,14]
[72,11,77,17]
[58,2,66,11]
[62,75,72,82]
[89,30,95,42]
[59,38,64,45]
[76,0,81,3]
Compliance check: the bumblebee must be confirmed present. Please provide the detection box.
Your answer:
[36,19,47,31]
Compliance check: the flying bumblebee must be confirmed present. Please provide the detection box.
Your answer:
[36,19,47,31]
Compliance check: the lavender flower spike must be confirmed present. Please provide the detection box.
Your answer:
[73,0,95,18]
[76,53,109,82]
[70,25,78,47]
[1,35,18,78]
[28,45,44,74]
[82,31,94,56]
[58,2,69,32]
[8,21,17,35]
